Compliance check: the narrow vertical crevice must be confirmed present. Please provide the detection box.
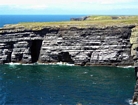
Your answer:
[30,40,42,63]
[6,42,14,63]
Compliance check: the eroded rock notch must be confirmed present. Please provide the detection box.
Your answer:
[58,52,74,63]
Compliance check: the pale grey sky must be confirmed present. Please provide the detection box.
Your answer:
[0,0,138,15]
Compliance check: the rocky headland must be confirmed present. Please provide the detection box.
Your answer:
[1,15,137,66]
[1,15,138,103]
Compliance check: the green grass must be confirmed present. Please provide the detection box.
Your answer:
[3,16,138,30]
[86,16,113,21]
[86,15,138,20]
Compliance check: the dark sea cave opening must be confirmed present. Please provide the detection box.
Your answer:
[58,52,74,63]
[30,40,42,63]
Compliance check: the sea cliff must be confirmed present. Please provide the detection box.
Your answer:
[0,25,135,66]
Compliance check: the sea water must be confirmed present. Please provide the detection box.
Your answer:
[0,64,135,105]
[0,15,85,27]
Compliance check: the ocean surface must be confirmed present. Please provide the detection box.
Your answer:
[0,15,85,27]
[0,64,135,105]
[0,15,136,105]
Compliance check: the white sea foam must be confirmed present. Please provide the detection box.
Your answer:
[83,72,88,74]
[5,62,75,66]
[21,63,36,66]
[127,99,138,105]
[37,62,75,66]
[5,62,36,67]
[90,74,93,77]
[117,65,134,68]
[5,62,21,65]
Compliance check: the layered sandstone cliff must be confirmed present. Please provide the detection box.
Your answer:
[0,25,135,66]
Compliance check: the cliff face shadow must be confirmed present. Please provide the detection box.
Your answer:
[58,52,74,63]
[30,40,42,63]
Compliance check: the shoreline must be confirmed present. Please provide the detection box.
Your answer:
[4,62,134,69]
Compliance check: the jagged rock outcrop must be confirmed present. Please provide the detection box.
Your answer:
[70,16,89,21]
[130,26,138,103]
[0,25,135,66]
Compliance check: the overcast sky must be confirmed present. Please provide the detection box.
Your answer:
[0,0,138,15]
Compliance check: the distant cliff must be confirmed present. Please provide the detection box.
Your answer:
[0,24,135,66]
[70,16,89,21]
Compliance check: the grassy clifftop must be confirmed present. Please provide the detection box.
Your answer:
[2,16,138,30]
